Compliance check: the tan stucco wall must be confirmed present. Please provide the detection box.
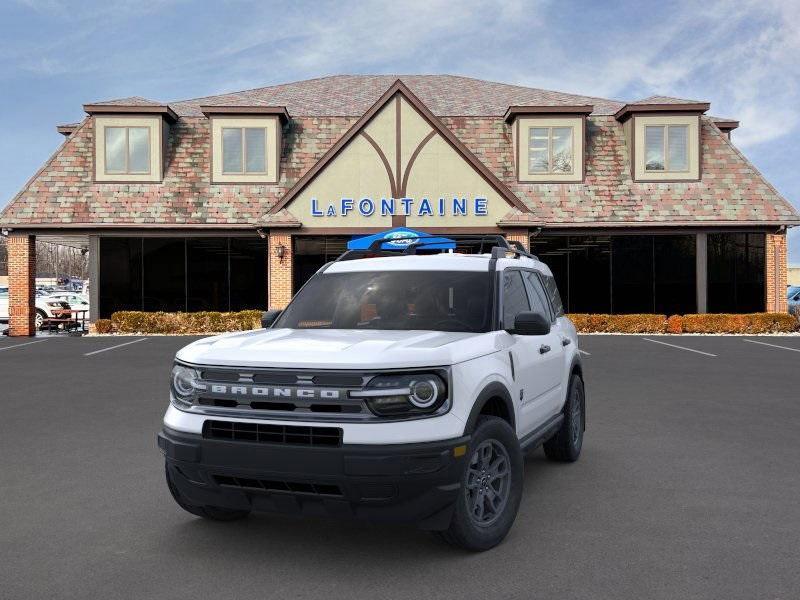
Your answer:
[633,115,700,181]
[283,95,511,228]
[210,116,279,184]
[517,116,584,183]
[94,116,163,182]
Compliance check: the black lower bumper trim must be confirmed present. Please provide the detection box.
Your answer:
[158,426,470,530]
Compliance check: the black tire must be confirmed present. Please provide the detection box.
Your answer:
[165,463,250,522]
[543,374,585,462]
[438,416,523,551]
[35,309,46,330]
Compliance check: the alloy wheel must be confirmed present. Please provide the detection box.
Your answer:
[465,439,511,527]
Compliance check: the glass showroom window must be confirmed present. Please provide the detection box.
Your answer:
[528,127,573,174]
[222,127,267,174]
[104,126,150,174]
[645,125,688,171]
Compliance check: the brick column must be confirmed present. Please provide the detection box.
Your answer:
[504,229,530,252]
[765,232,788,312]
[8,234,36,336]
[268,231,293,309]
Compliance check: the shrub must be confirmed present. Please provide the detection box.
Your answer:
[568,312,798,334]
[111,310,263,334]
[567,314,667,333]
[665,314,683,334]
[680,313,797,334]
[94,319,113,334]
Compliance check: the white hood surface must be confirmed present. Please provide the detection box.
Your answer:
[176,328,504,370]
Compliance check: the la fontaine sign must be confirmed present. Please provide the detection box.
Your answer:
[310,196,489,218]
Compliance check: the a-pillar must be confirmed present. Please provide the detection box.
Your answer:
[765,232,788,312]
[268,230,294,309]
[8,233,36,336]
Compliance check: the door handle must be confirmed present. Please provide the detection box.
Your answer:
[561,338,571,346]
[539,344,551,354]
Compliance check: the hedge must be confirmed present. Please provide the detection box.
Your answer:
[101,310,798,335]
[568,313,798,334]
[110,310,262,334]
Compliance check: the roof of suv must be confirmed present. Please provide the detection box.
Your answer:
[324,252,551,275]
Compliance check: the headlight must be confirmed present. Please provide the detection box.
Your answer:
[170,364,202,408]
[352,372,448,418]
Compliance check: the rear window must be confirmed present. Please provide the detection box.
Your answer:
[276,270,493,333]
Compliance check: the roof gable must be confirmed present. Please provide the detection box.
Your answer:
[269,79,530,219]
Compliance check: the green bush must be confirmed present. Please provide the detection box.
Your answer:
[111,310,262,334]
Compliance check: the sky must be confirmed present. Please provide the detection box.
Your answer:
[0,0,798,261]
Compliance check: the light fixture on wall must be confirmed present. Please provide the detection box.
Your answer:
[0,228,9,236]
[256,228,267,239]
[275,243,286,264]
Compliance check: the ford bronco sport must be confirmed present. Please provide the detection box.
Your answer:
[158,236,585,551]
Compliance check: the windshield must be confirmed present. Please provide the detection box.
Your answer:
[275,270,493,332]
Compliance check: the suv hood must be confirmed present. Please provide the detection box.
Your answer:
[176,328,502,369]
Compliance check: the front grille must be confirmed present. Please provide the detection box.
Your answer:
[203,420,342,447]
[190,367,371,421]
[213,475,343,497]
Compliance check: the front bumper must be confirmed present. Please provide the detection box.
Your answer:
[158,426,470,530]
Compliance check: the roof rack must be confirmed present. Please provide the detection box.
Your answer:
[332,234,538,263]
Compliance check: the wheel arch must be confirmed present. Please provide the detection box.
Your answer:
[463,381,516,435]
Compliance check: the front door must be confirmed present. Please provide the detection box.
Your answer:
[500,270,563,437]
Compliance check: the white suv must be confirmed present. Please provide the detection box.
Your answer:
[158,237,585,551]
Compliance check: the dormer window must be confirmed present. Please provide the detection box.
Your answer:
[222,127,268,174]
[644,124,688,172]
[202,106,289,184]
[528,126,574,174]
[105,126,151,174]
[92,116,165,182]
[84,101,175,183]
[505,106,591,183]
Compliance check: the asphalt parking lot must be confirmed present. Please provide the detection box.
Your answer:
[1,334,799,600]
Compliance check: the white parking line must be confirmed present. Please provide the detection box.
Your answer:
[642,337,717,357]
[743,339,800,353]
[578,349,591,356]
[0,339,49,352]
[84,338,147,356]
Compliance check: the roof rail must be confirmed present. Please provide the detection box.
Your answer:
[333,234,537,263]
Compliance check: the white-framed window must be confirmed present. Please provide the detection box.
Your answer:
[528,126,574,175]
[221,127,268,174]
[104,126,151,175]
[644,124,689,172]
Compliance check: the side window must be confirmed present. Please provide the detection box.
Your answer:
[502,270,531,329]
[542,274,565,317]
[522,271,551,320]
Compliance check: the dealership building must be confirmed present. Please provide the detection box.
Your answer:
[1,75,797,335]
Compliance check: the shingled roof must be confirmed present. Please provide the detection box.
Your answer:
[1,75,797,229]
[168,74,626,117]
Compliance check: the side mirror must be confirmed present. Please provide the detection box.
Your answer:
[509,311,551,336]
[261,309,282,329]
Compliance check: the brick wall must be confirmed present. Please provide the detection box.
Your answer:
[765,232,788,313]
[504,229,530,252]
[7,234,36,336]
[268,231,294,309]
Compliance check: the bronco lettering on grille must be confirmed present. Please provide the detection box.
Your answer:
[208,384,341,400]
